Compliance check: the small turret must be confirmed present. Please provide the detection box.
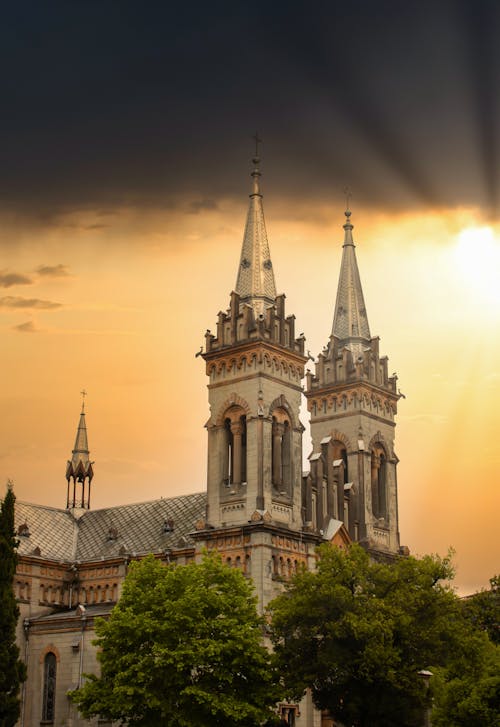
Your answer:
[66,391,94,510]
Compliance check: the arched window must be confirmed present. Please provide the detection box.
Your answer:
[272,409,292,494]
[371,445,387,519]
[223,408,247,487]
[331,440,349,484]
[42,652,57,722]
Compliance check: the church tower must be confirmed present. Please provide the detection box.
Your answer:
[304,206,401,556]
[65,394,94,510]
[196,149,319,610]
[202,150,308,530]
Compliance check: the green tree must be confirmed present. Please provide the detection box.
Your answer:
[269,544,462,727]
[431,631,499,726]
[461,575,499,644]
[71,552,282,726]
[0,482,26,727]
[431,575,500,726]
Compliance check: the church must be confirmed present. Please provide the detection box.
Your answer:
[13,150,403,727]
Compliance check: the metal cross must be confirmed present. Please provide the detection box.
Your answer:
[252,132,262,157]
[80,389,87,411]
[343,185,352,212]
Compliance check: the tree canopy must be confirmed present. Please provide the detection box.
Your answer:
[461,575,499,645]
[269,544,466,727]
[0,482,26,727]
[71,552,282,727]
[431,575,500,726]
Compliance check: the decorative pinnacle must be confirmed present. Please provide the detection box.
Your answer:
[343,185,352,217]
[342,186,354,245]
[251,132,262,196]
[80,389,87,413]
[252,131,262,160]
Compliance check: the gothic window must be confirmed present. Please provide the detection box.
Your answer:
[223,408,247,487]
[42,652,57,722]
[272,410,292,494]
[371,445,387,519]
[322,480,328,518]
[331,440,348,484]
[342,448,349,482]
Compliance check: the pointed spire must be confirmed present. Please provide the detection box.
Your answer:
[331,202,371,354]
[235,135,277,315]
[66,393,94,509]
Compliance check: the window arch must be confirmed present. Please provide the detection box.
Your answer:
[223,407,247,487]
[330,439,349,483]
[42,652,57,722]
[371,444,387,519]
[271,408,292,494]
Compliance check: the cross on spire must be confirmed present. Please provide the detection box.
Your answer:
[252,132,262,159]
[343,185,352,214]
[80,389,87,413]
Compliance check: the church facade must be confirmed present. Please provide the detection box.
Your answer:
[13,153,402,727]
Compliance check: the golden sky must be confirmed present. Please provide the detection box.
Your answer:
[1,196,498,595]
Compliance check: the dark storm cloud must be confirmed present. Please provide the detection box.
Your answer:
[36,264,71,278]
[458,0,500,216]
[0,1,498,219]
[0,271,33,287]
[0,296,62,310]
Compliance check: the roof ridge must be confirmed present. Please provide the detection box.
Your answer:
[17,501,72,514]
[81,491,206,514]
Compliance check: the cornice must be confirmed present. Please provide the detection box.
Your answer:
[204,339,307,367]
[305,379,399,402]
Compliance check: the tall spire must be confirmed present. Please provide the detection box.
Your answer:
[66,391,94,510]
[235,135,277,315]
[331,203,371,354]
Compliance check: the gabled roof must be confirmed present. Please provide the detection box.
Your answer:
[15,492,207,564]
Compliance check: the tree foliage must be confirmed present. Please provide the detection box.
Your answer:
[0,483,26,727]
[431,575,500,726]
[269,544,463,727]
[431,630,499,726]
[71,552,282,726]
[461,575,499,645]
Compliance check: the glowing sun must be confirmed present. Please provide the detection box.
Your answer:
[453,226,500,306]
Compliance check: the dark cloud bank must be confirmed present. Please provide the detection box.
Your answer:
[1,0,499,220]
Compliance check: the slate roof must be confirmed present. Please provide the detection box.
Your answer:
[15,492,207,564]
[76,492,207,561]
[16,501,78,561]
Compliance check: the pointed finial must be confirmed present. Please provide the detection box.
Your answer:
[252,132,262,160]
[251,133,262,196]
[343,186,352,218]
[80,389,87,413]
[342,186,354,245]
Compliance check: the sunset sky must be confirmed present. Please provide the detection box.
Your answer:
[1,1,499,594]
